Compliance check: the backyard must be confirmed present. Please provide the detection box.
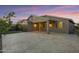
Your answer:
[2,32,79,53]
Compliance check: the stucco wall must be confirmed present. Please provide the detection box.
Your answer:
[69,21,74,34]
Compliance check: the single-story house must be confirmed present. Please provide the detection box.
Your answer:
[26,15,75,34]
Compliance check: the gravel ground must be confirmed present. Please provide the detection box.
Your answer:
[2,32,79,53]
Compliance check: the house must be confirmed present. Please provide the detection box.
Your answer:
[26,15,75,34]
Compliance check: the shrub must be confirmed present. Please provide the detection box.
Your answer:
[21,24,27,32]
[0,19,10,34]
[14,24,27,32]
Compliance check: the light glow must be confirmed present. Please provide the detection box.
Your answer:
[33,24,37,27]
[58,21,63,29]
[49,24,53,28]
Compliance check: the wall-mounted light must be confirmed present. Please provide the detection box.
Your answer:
[33,24,37,27]
[49,24,53,27]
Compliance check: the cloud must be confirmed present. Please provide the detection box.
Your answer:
[45,11,79,23]
[13,5,79,23]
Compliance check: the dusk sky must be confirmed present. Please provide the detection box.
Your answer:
[0,5,79,23]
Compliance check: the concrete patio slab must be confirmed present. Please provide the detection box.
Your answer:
[2,32,79,53]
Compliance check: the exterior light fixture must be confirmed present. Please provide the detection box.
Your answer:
[33,24,37,27]
[49,24,53,27]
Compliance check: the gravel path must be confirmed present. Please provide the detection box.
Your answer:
[2,32,79,53]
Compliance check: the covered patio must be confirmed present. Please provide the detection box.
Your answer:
[27,15,75,33]
[31,20,63,32]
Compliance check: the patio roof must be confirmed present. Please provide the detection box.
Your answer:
[27,15,75,24]
[42,15,75,24]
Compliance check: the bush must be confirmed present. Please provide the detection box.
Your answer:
[0,19,10,34]
[15,24,27,32]
[21,24,27,32]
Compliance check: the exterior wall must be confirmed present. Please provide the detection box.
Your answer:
[69,21,74,34]
[27,16,33,32]
[27,21,33,31]
[62,19,70,33]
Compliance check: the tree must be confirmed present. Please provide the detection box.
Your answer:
[0,19,10,51]
[15,23,23,31]
[0,12,15,52]
[3,12,15,25]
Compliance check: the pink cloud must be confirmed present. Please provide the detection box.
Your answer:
[45,11,79,16]
[13,5,79,23]
[45,11,79,23]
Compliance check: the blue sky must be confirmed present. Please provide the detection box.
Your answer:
[0,5,79,23]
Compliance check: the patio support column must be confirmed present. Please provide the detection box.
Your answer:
[46,20,49,33]
[27,21,32,32]
[39,23,41,32]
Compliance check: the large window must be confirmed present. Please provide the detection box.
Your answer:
[57,21,63,29]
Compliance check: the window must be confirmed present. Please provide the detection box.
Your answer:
[58,21,63,29]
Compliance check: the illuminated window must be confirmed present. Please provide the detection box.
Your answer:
[33,24,37,27]
[58,21,63,29]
